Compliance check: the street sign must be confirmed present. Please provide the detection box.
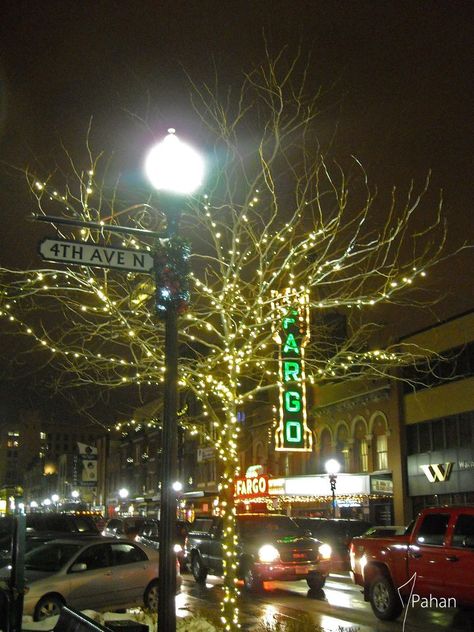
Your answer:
[38,238,154,273]
[197,447,215,462]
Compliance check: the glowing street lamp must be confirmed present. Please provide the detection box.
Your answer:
[325,458,341,518]
[145,129,205,632]
[118,488,129,500]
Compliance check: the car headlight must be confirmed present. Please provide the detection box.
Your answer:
[318,543,332,560]
[258,544,280,563]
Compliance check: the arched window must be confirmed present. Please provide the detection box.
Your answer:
[336,423,349,471]
[352,418,368,472]
[318,428,332,472]
[254,442,264,468]
[371,414,388,471]
[375,434,388,470]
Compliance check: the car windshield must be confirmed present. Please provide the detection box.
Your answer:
[237,515,302,537]
[24,542,83,572]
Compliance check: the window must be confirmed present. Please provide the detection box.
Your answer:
[419,423,431,452]
[360,440,368,472]
[189,517,214,533]
[7,432,19,448]
[406,425,418,455]
[106,519,122,532]
[452,514,474,548]
[445,417,459,448]
[416,513,450,546]
[432,420,444,450]
[376,435,388,470]
[111,543,147,565]
[459,413,473,445]
[75,544,111,570]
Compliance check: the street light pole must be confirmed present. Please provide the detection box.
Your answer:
[325,458,341,519]
[329,474,337,518]
[154,202,181,631]
[158,282,179,630]
[145,130,204,632]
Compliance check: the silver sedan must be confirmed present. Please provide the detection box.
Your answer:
[7,536,181,620]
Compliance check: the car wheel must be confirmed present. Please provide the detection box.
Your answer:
[191,552,208,583]
[144,580,159,610]
[34,594,64,621]
[307,572,326,591]
[369,574,403,621]
[242,563,263,591]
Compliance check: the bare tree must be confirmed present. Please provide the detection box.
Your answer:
[0,53,464,629]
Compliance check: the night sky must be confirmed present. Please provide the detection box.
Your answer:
[0,1,473,416]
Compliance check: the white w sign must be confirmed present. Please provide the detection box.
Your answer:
[420,463,453,482]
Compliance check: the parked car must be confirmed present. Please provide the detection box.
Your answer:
[134,518,189,570]
[350,505,474,620]
[185,513,332,591]
[62,510,106,532]
[26,513,100,536]
[102,516,148,540]
[293,517,372,570]
[0,513,100,569]
[0,536,181,620]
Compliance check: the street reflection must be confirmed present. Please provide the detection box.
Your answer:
[180,573,474,632]
[261,605,278,628]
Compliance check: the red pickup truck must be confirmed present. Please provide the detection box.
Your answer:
[350,505,474,621]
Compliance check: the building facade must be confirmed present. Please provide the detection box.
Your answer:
[401,310,474,517]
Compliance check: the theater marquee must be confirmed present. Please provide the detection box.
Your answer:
[272,289,313,452]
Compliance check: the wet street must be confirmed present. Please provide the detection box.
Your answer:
[177,571,474,632]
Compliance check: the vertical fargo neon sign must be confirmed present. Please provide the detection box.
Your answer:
[272,290,313,452]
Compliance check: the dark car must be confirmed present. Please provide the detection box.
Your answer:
[293,517,372,570]
[25,513,100,535]
[134,518,189,570]
[185,513,332,591]
[102,516,148,540]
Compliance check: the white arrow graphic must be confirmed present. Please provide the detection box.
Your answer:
[398,571,417,632]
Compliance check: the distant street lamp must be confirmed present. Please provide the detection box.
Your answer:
[51,494,59,510]
[145,128,205,632]
[118,488,129,500]
[71,490,80,500]
[325,459,341,518]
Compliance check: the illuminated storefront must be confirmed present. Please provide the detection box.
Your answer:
[234,471,393,521]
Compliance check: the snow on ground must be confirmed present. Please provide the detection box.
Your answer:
[21,609,219,632]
